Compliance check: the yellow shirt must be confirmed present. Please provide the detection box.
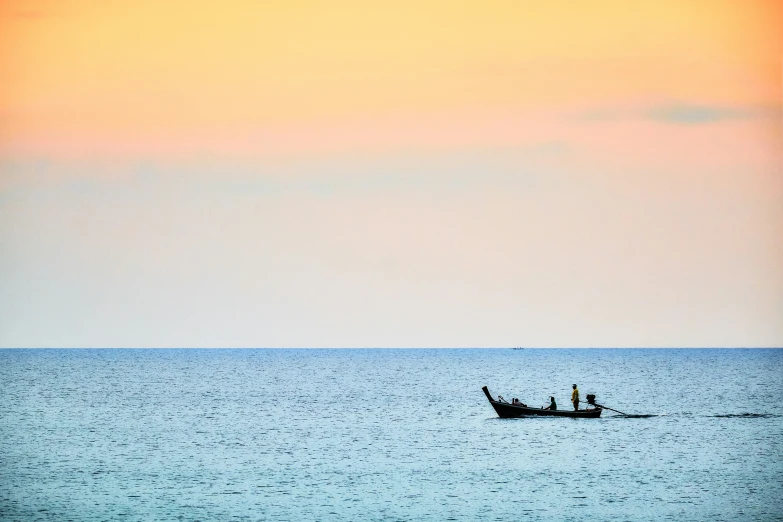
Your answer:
[571,388,579,402]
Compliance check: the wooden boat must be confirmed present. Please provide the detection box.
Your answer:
[482,386,602,418]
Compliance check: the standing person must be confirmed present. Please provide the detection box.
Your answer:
[571,384,579,410]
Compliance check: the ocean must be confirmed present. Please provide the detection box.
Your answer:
[1,348,781,521]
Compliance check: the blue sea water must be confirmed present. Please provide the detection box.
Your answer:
[1,348,782,521]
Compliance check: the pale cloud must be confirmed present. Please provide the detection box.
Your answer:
[575,102,776,124]
[647,104,754,124]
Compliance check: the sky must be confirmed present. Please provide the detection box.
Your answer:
[1,0,781,347]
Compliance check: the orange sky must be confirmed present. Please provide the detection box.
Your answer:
[1,0,781,160]
[1,1,782,347]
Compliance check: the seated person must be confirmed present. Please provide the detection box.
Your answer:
[543,396,557,410]
[511,398,527,407]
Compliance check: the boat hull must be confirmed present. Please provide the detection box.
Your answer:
[482,386,602,418]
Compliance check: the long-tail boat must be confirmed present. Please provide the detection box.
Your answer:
[482,386,602,418]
